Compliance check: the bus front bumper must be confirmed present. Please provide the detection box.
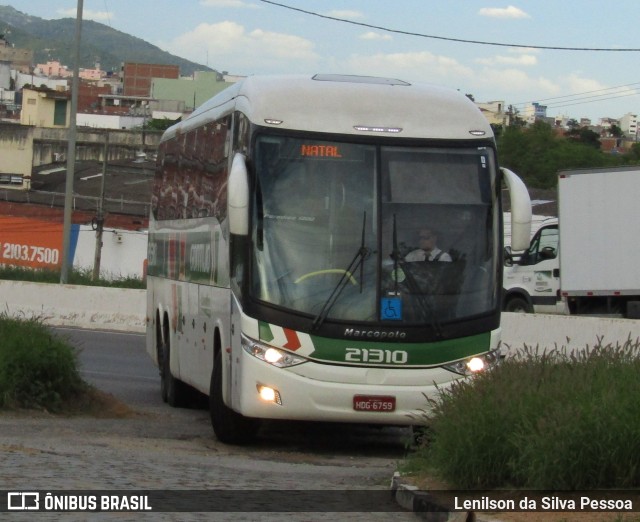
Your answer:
[232,349,460,425]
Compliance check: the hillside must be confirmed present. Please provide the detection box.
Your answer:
[0,5,210,76]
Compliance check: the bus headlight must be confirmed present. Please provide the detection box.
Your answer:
[242,335,308,368]
[442,349,501,376]
[257,384,283,405]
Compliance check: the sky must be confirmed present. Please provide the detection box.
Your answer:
[10,0,640,122]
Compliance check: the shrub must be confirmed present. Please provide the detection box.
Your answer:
[0,315,86,411]
[0,265,145,289]
[404,337,640,489]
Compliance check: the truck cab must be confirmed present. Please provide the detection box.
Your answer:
[503,219,566,314]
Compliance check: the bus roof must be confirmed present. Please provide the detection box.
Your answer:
[163,74,493,142]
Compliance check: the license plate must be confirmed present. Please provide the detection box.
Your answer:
[353,395,396,412]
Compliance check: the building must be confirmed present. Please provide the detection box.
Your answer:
[121,62,179,97]
[151,70,231,111]
[0,35,32,74]
[14,71,68,92]
[618,112,638,139]
[78,82,113,113]
[0,123,33,189]
[521,102,548,125]
[476,100,508,127]
[20,86,70,128]
[598,117,619,132]
[34,60,72,78]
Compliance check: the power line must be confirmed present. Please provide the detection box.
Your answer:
[509,82,640,112]
[103,0,113,28]
[512,82,640,107]
[544,91,640,111]
[258,0,640,52]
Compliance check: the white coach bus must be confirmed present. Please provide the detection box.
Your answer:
[146,74,531,443]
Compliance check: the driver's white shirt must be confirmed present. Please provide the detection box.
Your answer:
[405,247,452,262]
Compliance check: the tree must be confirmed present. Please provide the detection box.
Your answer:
[566,119,579,130]
[506,105,526,128]
[490,123,503,139]
[609,124,623,138]
[565,127,601,149]
[497,121,623,189]
[624,142,640,162]
[144,118,180,131]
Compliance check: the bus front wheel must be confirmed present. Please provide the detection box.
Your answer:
[210,350,260,444]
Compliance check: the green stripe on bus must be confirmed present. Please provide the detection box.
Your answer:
[259,321,275,343]
[308,332,491,366]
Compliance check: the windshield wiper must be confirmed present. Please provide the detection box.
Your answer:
[311,212,369,330]
[391,214,442,338]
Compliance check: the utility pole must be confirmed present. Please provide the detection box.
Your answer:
[60,0,83,284]
[92,132,108,281]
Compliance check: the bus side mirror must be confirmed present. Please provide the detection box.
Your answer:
[228,153,249,236]
[501,167,532,252]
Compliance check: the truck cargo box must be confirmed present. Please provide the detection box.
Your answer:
[558,166,640,296]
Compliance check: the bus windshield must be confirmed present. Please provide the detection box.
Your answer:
[251,135,498,326]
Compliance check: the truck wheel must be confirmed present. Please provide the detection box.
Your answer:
[210,350,260,444]
[505,296,533,313]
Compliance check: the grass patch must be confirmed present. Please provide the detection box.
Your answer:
[0,315,132,416]
[402,337,640,490]
[0,265,145,289]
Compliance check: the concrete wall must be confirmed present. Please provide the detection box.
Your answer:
[501,312,640,354]
[0,123,33,179]
[77,113,145,130]
[0,124,162,171]
[2,279,640,348]
[0,280,146,332]
[73,226,147,279]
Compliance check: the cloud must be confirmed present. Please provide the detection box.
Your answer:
[476,67,561,99]
[161,21,318,72]
[249,29,318,59]
[344,51,473,81]
[476,54,538,66]
[360,32,392,41]
[56,8,113,22]
[199,0,260,8]
[478,6,531,19]
[565,74,609,94]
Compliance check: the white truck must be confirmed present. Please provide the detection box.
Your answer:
[503,165,640,319]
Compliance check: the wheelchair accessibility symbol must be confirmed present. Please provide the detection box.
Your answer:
[381,297,402,320]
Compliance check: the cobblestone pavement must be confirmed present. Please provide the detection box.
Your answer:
[0,402,421,521]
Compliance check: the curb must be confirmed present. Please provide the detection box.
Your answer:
[390,472,468,521]
[391,473,502,522]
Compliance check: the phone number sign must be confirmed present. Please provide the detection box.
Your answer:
[0,217,70,269]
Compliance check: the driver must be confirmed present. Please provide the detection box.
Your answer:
[405,228,452,262]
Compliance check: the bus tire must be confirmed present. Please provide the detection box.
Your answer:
[504,296,533,313]
[210,350,260,444]
[160,325,187,407]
